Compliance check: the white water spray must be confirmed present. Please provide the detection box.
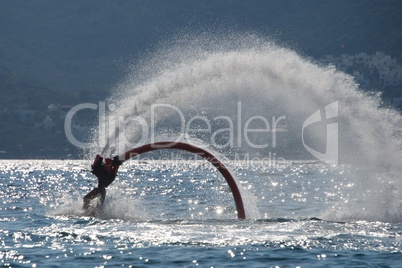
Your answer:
[91,33,402,222]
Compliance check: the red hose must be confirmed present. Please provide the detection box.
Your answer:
[118,142,246,219]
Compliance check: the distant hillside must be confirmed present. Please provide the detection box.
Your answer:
[0,0,401,95]
[0,66,82,158]
[0,0,401,158]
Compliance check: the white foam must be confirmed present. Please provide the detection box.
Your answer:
[48,188,148,221]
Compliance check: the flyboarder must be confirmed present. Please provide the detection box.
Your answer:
[83,154,122,210]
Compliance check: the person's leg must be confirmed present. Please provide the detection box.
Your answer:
[98,187,106,206]
[83,187,104,210]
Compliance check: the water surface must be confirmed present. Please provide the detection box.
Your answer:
[1,160,401,267]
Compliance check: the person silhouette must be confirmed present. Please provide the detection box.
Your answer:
[83,155,122,210]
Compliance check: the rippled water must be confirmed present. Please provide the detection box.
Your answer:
[1,160,402,267]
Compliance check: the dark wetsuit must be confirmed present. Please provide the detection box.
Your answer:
[83,155,121,210]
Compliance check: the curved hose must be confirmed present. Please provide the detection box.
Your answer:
[118,142,246,219]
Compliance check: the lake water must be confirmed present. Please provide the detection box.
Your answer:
[1,159,401,267]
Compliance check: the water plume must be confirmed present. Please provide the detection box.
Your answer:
[90,32,402,222]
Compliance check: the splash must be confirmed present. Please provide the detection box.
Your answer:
[90,33,402,222]
[49,188,148,221]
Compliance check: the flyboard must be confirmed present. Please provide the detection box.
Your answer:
[85,141,246,219]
